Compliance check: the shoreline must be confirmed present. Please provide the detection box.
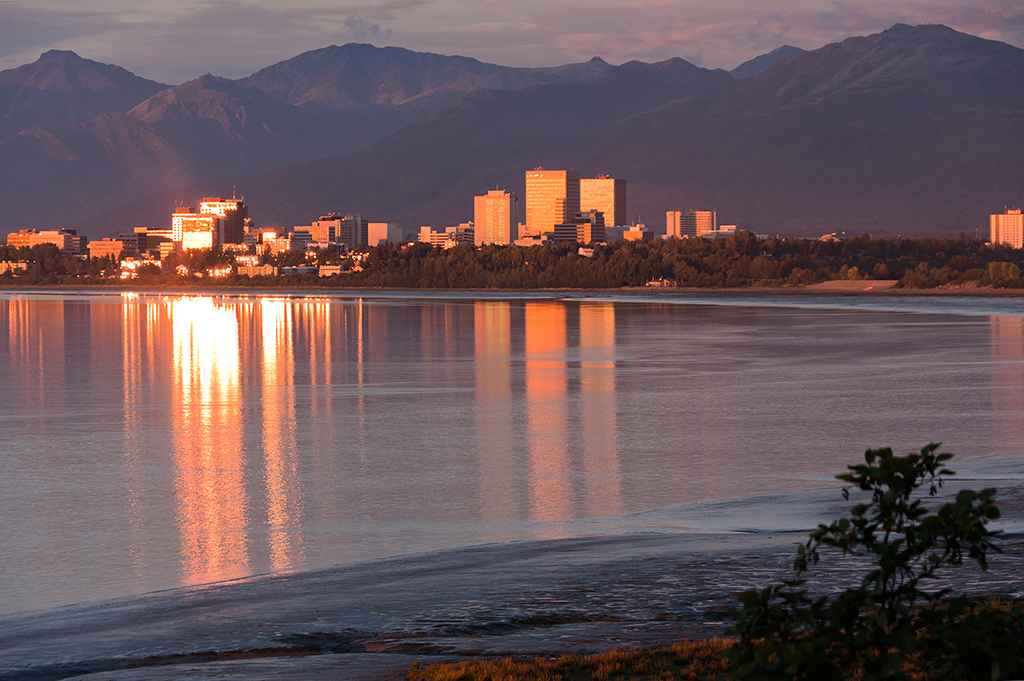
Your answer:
[4,468,1023,681]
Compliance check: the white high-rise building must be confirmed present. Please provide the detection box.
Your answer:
[991,209,1024,248]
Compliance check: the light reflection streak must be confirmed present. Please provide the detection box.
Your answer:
[171,297,249,584]
[260,299,304,569]
[579,303,622,518]
[989,315,1024,454]
[524,302,571,529]
[474,302,515,523]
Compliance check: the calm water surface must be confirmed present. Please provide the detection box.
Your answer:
[2,290,1024,615]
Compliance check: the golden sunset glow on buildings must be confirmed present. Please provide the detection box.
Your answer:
[199,197,248,244]
[474,189,519,246]
[991,209,1024,248]
[580,176,626,228]
[666,210,717,238]
[525,169,580,235]
[172,209,218,251]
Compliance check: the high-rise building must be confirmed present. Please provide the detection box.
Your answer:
[580,176,625,228]
[199,197,247,244]
[666,210,716,238]
[992,209,1024,248]
[525,169,579,235]
[474,190,519,246]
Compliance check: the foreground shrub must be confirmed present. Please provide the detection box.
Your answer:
[730,444,1024,680]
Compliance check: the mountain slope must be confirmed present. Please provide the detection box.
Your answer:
[73,58,735,234]
[0,50,167,142]
[238,43,610,112]
[553,23,1024,235]
[0,75,421,230]
[730,45,806,79]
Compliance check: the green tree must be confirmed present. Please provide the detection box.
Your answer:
[730,445,1024,680]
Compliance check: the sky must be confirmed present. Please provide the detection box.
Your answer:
[2,0,1023,84]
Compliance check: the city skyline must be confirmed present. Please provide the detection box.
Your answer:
[2,1,1023,83]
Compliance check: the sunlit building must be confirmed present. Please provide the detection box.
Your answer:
[991,209,1024,248]
[88,238,125,260]
[553,210,605,244]
[172,209,219,251]
[420,223,475,248]
[525,168,579,236]
[474,190,519,246]
[368,222,402,246]
[199,197,247,244]
[580,176,625,229]
[666,210,716,238]
[5,228,87,255]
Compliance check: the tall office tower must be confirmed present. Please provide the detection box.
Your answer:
[667,210,716,238]
[525,169,579,235]
[992,209,1024,248]
[199,197,247,244]
[580,176,626,228]
[474,189,520,246]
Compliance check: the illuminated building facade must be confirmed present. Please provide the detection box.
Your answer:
[991,209,1024,248]
[88,239,125,260]
[5,228,87,255]
[199,197,247,244]
[553,211,605,244]
[666,210,716,238]
[580,177,625,228]
[172,209,219,251]
[474,190,519,246]
[525,169,579,235]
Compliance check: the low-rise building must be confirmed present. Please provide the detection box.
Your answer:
[88,238,125,260]
[6,228,87,255]
[0,261,28,276]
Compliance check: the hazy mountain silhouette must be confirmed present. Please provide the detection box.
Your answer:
[0,45,618,233]
[0,50,167,142]
[73,58,735,235]
[729,45,806,79]
[0,75,419,229]
[79,24,1022,239]
[239,43,610,113]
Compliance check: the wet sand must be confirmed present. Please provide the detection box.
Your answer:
[4,472,1023,681]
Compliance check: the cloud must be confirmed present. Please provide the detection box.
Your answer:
[343,13,392,40]
[1,0,1023,84]
[0,4,117,61]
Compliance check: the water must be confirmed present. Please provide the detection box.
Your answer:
[3,290,1024,616]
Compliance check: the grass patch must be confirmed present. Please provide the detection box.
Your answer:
[407,639,732,681]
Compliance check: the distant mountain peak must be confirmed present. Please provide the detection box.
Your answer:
[730,45,807,79]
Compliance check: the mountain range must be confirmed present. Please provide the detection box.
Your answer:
[3,25,1022,239]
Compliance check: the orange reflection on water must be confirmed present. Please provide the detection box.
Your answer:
[475,302,515,522]
[579,303,622,518]
[260,299,304,569]
[6,298,65,414]
[170,297,249,584]
[525,302,571,527]
[989,315,1024,453]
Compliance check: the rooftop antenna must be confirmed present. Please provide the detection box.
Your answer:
[232,182,237,200]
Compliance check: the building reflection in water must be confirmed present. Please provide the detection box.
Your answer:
[170,297,249,584]
[989,315,1024,454]
[524,302,572,528]
[474,301,516,522]
[579,303,621,519]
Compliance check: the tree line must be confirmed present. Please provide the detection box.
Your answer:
[5,232,1024,289]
